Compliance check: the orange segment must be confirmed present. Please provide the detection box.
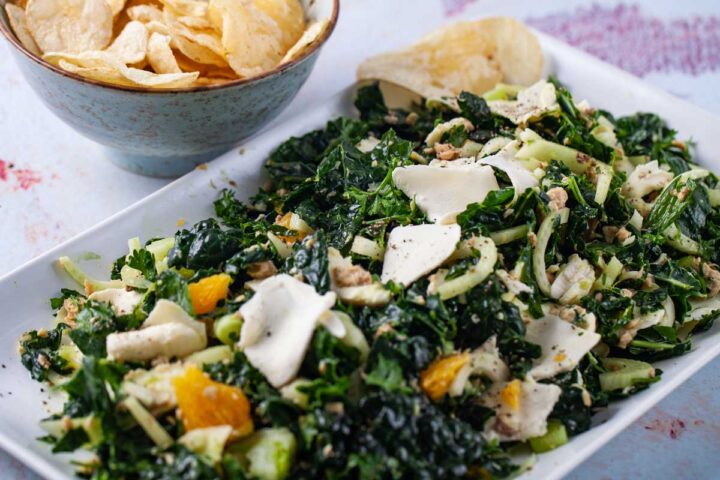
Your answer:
[500,379,521,411]
[419,352,470,402]
[173,365,254,436]
[275,212,309,244]
[188,274,232,315]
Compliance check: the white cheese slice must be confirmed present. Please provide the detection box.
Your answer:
[106,299,207,362]
[107,323,206,363]
[88,288,143,316]
[525,314,601,380]
[238,274,337,388]
[488,80,559,125]
[484,379,562,442]
[392,163,499,224]
[477,143,539,195]
[381,224,461,286]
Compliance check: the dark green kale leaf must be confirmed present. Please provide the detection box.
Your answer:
[354,83,388,126]
[582,289,634,343]
[298,328,361,407]
[627,326,692,361]
[285,231,330,294]
[266,117,370,188]
[155,269,194,315]
[295,392,517,479]
[19,324,72,381]
[614,112,692,174]
[645,177,697,233]
[548,357,608,435]
[539,80,615,163]
[457,188,514,236]
[454,277,540,378]
[168,219,241,271]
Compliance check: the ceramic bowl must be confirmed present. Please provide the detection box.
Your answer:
[0,0,339,177]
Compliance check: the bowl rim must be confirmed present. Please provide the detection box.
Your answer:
[0,0,339,94]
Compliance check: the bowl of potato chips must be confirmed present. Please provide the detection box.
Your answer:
[0,0,338,176]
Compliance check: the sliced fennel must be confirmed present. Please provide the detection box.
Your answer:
[533,208,570,297]
[58,256,123,293]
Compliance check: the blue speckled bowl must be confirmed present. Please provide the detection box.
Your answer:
[0,0,339,177]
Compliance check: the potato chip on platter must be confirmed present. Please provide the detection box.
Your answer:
[105,21,148,64]
[208,0,287,77]
[357,17,543,99]
[280,18,328,64]
[147,32,182,73]
[4,4,42,56]
[25,0,114,53]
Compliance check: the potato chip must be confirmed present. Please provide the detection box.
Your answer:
[357,17,543,99]
[107,0,128,16]
[58,59,135,86]
[48,50,198,88]
[280,18,328,64]
[5,4,42,56]
[147,32,181,73]
[208,0,286,77]
[158,0,208,18]
[126,5,163,23]
[25,0,114,53]
[105,21,148,64]
[254,0,305,50]
[163,7,227,67]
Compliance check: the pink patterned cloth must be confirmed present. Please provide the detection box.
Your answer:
[527,4,720,77]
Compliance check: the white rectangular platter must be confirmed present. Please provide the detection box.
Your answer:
[2,32,720,480]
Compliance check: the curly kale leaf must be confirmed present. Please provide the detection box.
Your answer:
[614,112,692,174]
[20,324,72,381]
[296,392,517,479]
[454,277,541,377]
[168,219,242,271]
[69,300,139,357]
[266,118,370,189]
[284,231,330,294]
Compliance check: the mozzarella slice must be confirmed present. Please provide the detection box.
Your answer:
[143,299,206,339]
[488,80,559,125]
[89,288,143,316]
[107,323,206,362]
[485,379,562,441]
[238,274,337,388]
[525,314,601,380]
[106,299,207,362]
[392,163,499,224]
[381,224,461,286]
[478,144,538,195]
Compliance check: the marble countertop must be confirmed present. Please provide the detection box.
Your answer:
[1,0,719,478]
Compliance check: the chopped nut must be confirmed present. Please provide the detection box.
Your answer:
[247,261,278,280]
[434,143,460,161]
[546,187,568,211]
[331,264,372,288]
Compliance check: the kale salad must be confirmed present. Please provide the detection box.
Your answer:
[19,79,720,479]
